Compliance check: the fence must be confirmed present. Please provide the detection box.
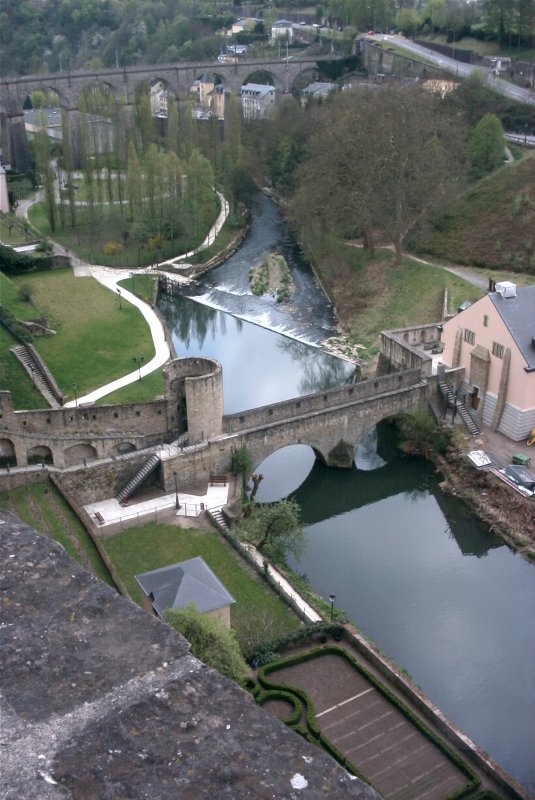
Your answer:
[91,500,215,535]
[206,510,322,624]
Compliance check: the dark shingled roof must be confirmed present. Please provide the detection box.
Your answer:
[136,556,235,616]
[489,284,535,371]
[0,509,378,800]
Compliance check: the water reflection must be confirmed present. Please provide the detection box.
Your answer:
[277,338,357,394]
[160,294,354,414]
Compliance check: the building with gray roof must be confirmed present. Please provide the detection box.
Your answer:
[136,556,235,626]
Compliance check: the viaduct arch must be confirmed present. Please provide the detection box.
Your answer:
[0,56,328,170]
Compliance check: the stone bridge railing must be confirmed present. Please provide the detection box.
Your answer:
[224,369,423,433]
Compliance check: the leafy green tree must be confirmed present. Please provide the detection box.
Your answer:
[468,113,506,179]
[163,604,247,682]
[237,499,305,563]
[397,410,451,458]
[33,130,57,233]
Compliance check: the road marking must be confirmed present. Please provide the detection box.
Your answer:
[316,687,374,717]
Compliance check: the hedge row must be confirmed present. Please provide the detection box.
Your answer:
[256,646,480,800]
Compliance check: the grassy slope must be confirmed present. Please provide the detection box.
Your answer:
[102,524,300,646]
[406,153,535,272]
[3,269,155,405]
[0,482,113,584]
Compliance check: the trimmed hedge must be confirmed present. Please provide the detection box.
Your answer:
[256,646,480,800]
[256,689,303,726]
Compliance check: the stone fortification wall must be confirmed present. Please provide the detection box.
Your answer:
[224,369,422,433]
[53,451,163,505]
[0,357,225,469]
[163,357,223,442]
[380,325,441,376]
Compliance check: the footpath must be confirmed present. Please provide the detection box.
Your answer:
[14,188,230,406]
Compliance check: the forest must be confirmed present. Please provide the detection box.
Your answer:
[1,0,533,76]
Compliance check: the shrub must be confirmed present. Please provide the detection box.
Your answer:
[163,604,248,682]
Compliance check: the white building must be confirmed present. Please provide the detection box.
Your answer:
[150,80,169,118]
[240,83,276,120]
[271,19,293,41]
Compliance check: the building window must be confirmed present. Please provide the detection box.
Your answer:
[492,342,505,359]
[483,315,488,327]
[464,329,475,345]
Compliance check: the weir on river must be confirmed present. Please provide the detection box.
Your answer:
[158,192,535,794]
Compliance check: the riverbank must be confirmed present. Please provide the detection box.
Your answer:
[434,440,535,555]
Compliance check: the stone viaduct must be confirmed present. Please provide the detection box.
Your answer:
[0,357,435,505]
[0,56,330,170]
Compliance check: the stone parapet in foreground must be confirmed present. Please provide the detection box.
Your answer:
[0,509,379,800]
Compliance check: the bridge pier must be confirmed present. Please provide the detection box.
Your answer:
[1,112,30,172]
[326,439,356,468]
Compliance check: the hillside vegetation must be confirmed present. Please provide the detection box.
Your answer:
[406,153,535,273]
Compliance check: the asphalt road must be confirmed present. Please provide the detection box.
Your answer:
[372,34,535,106]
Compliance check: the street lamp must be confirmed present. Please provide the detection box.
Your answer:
[173,471,181,510]
[117,287,122,309]
[329,593,336,623]
[72,383,78,408]
[130,271,135,294]
[133,355,144,380]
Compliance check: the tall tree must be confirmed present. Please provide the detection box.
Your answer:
[237,499,305,563]
[33,130,56,233]
[468,113,506,179]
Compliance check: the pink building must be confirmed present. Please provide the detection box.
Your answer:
[440,282,535,441]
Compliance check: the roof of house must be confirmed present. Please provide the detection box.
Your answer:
[302,81,337,96]
[489,284,535,371]
[241,83,275,97]
[273,19,293,26]
[136,556,235,616]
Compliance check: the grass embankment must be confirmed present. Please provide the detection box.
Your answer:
[1,269,155,407]
[308,236,485,362]
[0,481,113,584]
[101,524,301,648]
[0,214,34,246]
[406,153,535,272]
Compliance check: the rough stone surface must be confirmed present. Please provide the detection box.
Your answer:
[0,510,380,800]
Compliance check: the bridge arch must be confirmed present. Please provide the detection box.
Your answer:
[242,69,284,94]
[253,443,324,501]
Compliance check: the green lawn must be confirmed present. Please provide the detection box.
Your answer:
[101,523,301,648]
[0,482,113,584]
[0,214,34,246]
[9,269,155,403]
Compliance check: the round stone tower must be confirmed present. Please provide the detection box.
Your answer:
[163,357,223,444]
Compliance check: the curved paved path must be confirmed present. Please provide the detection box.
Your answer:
[13,188,229,406]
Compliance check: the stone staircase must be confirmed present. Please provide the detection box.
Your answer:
[116,454,161,504]
[11,344,62,408]
[207,509,229,531]
[437,374,481,436]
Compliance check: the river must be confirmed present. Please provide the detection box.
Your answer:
[158,193,535,794]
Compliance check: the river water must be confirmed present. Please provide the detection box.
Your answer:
[159,193,535,793]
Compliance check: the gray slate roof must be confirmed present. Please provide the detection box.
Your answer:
[489,284,535,371]
[136,556,235,616]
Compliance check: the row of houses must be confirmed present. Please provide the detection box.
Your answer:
[150,76,339,121]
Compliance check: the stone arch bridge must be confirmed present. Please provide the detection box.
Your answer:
[0,358,435,505]
[0,55,336,170]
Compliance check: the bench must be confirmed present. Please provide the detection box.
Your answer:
[209,474,227,486]
[94,511,105,525]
